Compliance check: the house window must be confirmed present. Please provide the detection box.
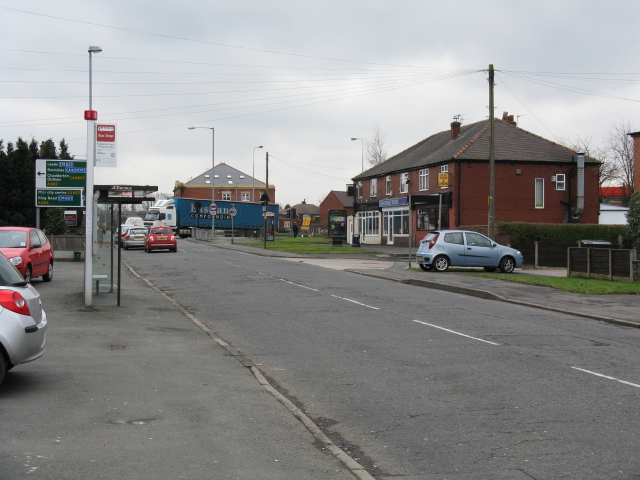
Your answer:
[358,181,363,199]
[441,165,448,173]
[222,193,231,201]
[555,173,566,191]
[370,178,377,197]
[419,169,429,191]
[383,209,410,236]
[535,178,544,208]
[359,211,380,237]
[386,175,392,195]
[400,172,409,193]
[241,193,250,201]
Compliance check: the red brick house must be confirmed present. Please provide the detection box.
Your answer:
[174,163,276,204]
[319,191,354,232]
[352,117,600,247]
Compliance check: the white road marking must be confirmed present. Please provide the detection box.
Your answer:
[412,320,500,345]
[330,294,380,310]
[571,367,640,389]
[279,279,319,292]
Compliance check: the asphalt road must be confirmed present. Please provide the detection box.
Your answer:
[124,240,640,480]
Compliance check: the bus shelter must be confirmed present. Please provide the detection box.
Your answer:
[92,185,157,306]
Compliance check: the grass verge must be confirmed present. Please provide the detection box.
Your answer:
[235,236,383,255]
[472,273,640,295]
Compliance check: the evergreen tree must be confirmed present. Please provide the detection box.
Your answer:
[627,190,640,250]
[43,208,68,235]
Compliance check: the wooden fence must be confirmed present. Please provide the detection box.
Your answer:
[568,247,637,282]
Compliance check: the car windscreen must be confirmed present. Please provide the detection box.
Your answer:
[420,232,439,243]
[0,230,28,248]
[130,228,147,235]
[152,228,171,234]
[0,253,28,285]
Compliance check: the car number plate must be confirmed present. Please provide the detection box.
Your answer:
[157,236,167,240]
[417,256,423,261]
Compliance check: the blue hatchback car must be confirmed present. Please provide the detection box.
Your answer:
[415,230,523,273]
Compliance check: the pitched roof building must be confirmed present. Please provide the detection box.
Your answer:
[351,116,600,247]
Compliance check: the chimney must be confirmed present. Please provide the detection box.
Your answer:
[502,112,516,126]
[629,131,640,192]
[450,121,461,139]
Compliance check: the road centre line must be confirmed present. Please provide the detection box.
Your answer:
[279,279,319,292]
[330,294,380,310]
[412,320,500,345]
[571,367,640,389]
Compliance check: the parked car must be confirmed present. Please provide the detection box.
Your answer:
[123,227,148,250]
[0,227,54,283]
[0,252,48,386]
[415,230,523,273]
[145,226,177,253]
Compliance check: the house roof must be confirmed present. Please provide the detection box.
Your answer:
[292,202,320,215]
[353,119,599,180]
[323,190,352,208]
[185,163,266,188]
[600,186,632,196]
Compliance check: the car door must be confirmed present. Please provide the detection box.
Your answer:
[29,229,47,276]
[463,232,498,267]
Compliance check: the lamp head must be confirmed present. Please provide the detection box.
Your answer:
[351,138,358,141]
[88,46,102,53]
[188,126,196,130]
[258,145,263,148]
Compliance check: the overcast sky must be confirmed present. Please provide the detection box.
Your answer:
[2,1,639,207]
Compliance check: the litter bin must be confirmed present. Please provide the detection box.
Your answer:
[352,233,361,247]
[73,251,83,262]
[579,240,613,248]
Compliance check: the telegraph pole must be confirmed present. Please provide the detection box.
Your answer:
[263,152,269,249]
[488,64,496,239]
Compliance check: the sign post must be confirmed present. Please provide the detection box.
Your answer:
[229,205,237,244]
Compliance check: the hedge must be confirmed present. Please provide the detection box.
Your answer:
[497,222,629,246]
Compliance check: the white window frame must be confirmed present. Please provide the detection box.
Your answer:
[419,168,429,191]
[222,192,231,201]
[241,192,250,201]
[358,181,363,199]
[400,172,409,193]
[370,178,377,197]
[555,173,566,191]
[535,178,544,208]
[386,175,392,195]
[441,165,448,173]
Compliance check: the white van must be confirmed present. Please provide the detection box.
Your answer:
[124,217,144,227]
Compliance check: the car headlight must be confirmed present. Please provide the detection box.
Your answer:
[9,256,23,267]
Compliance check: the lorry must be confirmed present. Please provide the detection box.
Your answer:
[143,197,279,238]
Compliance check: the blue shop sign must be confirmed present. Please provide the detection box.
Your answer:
[379,197,408,208]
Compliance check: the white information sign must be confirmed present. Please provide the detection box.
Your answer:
[95,123,117,167]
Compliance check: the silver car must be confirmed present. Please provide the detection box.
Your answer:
[123,227,148,250]
[0,252,48,385]
[415,230,523,273]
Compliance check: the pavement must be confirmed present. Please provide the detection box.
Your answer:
[9,239,636,479]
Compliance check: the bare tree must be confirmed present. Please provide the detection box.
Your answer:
[366,124,389,167]
[560,135,619,188]
[607,119,635,201]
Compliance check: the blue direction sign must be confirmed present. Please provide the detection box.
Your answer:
[35,159,87,188]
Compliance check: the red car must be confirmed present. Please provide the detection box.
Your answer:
[0,227,54,283]
[145,226,177,253]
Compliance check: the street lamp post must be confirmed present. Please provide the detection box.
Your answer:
[351,137,364,172]
[188,126,215,239]
[83,45,102,311]
[252,145,263,202]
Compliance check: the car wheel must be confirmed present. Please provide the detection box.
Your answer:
[499,256,515,273]
[419,264,432,271]
[124,244,128,250]
[24,265,32,283]
[484,267,497,272]
[171,247,177,252]
[433,255,449,272]
[43,262,53,282]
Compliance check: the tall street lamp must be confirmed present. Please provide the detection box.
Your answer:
[84,45,102,311]
[252,145,263,202]
[188,126,215,239]
[351,137,364,172]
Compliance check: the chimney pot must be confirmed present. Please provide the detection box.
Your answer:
[450,121,461,140]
